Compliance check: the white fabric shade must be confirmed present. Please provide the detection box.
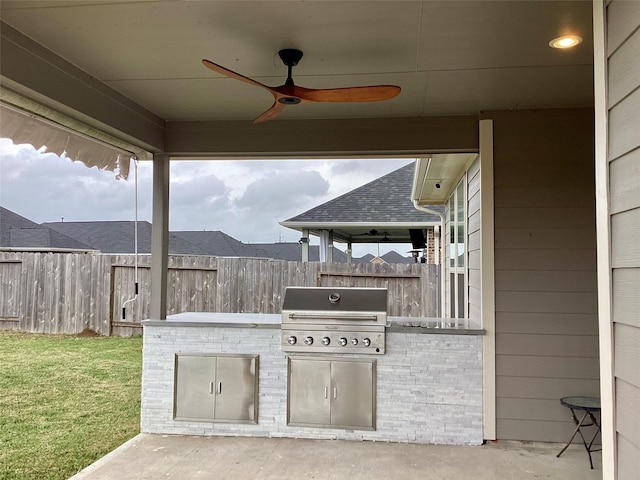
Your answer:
[0,103,131,179]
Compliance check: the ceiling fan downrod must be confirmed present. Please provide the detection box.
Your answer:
[278,49,303,104]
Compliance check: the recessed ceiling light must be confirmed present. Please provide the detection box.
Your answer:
[549,35,583,49]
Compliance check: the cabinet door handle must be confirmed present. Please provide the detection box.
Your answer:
[217,382,222,394]
[209,382,214,394]
[324,386,328,399]
[333,387,337,399]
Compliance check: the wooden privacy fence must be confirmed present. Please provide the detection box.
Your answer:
[0,252,440,337]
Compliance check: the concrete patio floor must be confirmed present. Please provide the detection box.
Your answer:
[69,434,601,480]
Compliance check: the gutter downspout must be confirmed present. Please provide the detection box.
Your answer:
[411,157,446,319]
[413,200,446,319]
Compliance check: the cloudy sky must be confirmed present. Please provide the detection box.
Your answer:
[0,138,414,257]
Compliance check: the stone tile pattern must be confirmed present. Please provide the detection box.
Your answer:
[141,326,483,445]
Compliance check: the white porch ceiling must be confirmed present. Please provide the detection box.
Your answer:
[0,0,593,127]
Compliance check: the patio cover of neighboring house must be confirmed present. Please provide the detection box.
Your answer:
[1,2,638,477]
[280,162,443,263]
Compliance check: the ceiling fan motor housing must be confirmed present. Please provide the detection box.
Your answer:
[278,97,301,105]
[278,49,304,66]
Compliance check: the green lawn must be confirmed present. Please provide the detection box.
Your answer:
[0,331,143,480]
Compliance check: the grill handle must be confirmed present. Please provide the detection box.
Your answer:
[287,313,379,322]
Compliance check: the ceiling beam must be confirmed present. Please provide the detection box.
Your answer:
[165,116,479,159]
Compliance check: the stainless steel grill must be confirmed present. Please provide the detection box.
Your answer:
[281,287,387,354]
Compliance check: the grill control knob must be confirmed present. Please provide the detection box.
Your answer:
[338,337,348,346]
[287,336,297,345]
[321,337,331,346]
[304,336,314,345]
[362,338,371,347]
[351,338,358,346]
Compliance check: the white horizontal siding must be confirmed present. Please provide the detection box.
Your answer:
[609,87,640,160]
[614,323,640,389]
[611,208,640,267]
[612,268,640,327]
[607,1,640,474]
[616,378,640,450]
[609,148,640,214]
[608,24,640,106]
[607,0,640,55]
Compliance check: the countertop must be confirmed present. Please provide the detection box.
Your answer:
[143,312,484,335]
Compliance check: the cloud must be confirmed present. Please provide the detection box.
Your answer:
[0,139,148,223]
[236,169,329,211]
[171,173,229,209]
[1,139,416,255]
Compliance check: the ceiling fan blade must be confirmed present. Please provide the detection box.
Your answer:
[253,100,286,124]
[294,85,401,103]
[202,59,272,92]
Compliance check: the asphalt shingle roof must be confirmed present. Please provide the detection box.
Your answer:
[1,207,94,250]
[43,221,211,255]
[172,231,256,257]
[284,162,443,224]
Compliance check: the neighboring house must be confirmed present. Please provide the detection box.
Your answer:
[0,208,411,263]
[171,230,256,257]
[0,206,95,252]
[280,162,443,264]
[172,233,359,262]
[41,220,211,255]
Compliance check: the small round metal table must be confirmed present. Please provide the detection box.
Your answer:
[556,396,601,469]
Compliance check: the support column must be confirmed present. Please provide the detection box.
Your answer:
[479,119,496,440]
[593,2,615,477]
[150,153,170,320]
[319,230,329,262]
[347,241,353,264]
[301,229,309,263]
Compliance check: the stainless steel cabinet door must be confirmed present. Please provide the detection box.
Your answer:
[214,356,257,422]
[174,354,259,424]
[174,355,216,421]
[330,360,375,429]
[288,358,331,426]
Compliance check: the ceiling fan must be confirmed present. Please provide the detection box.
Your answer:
[202,49,401,123]
[352,229,393,242]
